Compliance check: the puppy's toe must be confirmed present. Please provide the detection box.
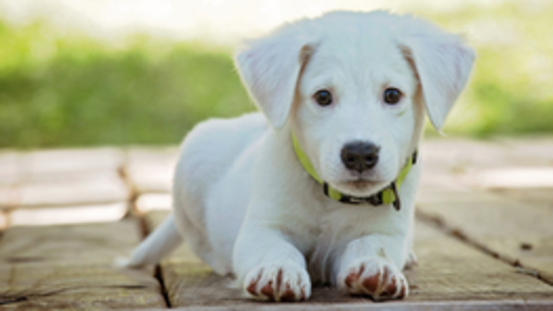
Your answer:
[244,262,311,302]
[339,258,408,301]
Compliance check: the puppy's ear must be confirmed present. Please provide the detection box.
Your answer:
[401,24,475,131]
[235,29,313,130]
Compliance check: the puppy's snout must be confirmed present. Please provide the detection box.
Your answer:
[341,142,380,173]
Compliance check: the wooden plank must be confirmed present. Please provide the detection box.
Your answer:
[406,220,553,301]
[22,148,124,181]
[418,137,553,285]
[420,138,511,170]
[0,152,21,211]
[0,151,23,186]
[0,210,7,231]
[417,188,553,285]
[0,186,17,210]
[125,147,178,194]
[0,149,128,213]
[418,137,553,203]
[419,138,553,192]
[7,171,130,209]
[421,137,553,170]
[144,211,553,309]
[170,300,553,311]
[135,193,172,215]
[0,219,167,309]
[467,167,553,189]
[8,202,128,227]
[494,136,553,166]
[490,188,553,207]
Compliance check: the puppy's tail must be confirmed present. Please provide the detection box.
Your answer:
[125,213,183,268]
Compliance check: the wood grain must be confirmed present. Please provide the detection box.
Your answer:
[144,211,553,308]
[0,151,23,187]
[0,149,128,211]
[168,300,553,311]
[490,188,553,207]
[21,148,124,181]
[125,147,178,194]
[0,218,167,309]
[8,202,128,227]
[7,171,129,209]
[417,188,553,285]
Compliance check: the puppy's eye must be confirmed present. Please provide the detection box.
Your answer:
[314,90,332,107]
[383,88,402,105]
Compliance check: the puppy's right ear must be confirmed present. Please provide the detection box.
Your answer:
[399,18,475,132]
[235,29,313,130]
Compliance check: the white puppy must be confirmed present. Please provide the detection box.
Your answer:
[127,11,474,302]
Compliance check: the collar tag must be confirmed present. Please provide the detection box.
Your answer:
[390,182,401,211]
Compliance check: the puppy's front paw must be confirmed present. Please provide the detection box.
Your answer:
[338,258,408,301]
[244,262,311,302]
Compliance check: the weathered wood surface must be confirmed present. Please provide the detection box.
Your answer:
[0,137,552,309]
[416,137,553,286]
[135,193,172,215]
[8,171,129,208]
[144,211,553,309]
[0,211,7,230]
[168,300,553,311]
[0,148,130,227]
[125,147,178,194]
[417,190,553,285]
[8,202,129,227]
[0,219,167,309]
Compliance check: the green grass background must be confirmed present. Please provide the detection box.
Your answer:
[1,1,552,148]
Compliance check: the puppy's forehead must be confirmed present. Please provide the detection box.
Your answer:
[319,31,401,67]
[303,28,413,94]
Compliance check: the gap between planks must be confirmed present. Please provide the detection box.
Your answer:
[120,150,173,308]
[415,209,553,287]
[142,210,553,309]
[136,213,172,308]
[0,219,167,309]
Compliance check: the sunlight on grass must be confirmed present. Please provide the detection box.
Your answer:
[0,25,253,147]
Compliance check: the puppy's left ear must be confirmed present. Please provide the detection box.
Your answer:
[400,23,475,131]
[235,29,314,130]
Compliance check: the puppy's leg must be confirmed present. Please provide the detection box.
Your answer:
[336,234,409,301]
[233,226,311,302]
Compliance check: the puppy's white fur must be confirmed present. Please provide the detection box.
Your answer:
[127,11,474,302]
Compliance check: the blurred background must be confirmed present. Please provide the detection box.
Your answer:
[0,0,552,149]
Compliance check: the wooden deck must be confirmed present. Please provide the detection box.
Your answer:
[1,137,552,310]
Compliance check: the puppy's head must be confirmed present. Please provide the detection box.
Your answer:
[236,11,475,197]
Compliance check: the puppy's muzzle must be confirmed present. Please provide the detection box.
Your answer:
[341,142,380,174]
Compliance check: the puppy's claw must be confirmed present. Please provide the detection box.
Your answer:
[260,282,275,300]
[339,258,408,301]
[244,263,311,302]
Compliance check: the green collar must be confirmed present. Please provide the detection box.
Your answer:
[292,134,417,211]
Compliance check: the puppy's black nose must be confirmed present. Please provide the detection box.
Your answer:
[341,142,380,173]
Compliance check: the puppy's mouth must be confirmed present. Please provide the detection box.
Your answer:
[331,176,390,197]
[347,178,377,189]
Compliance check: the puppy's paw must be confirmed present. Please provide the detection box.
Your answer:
[244,262,311,302]
[338,258,408,301]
